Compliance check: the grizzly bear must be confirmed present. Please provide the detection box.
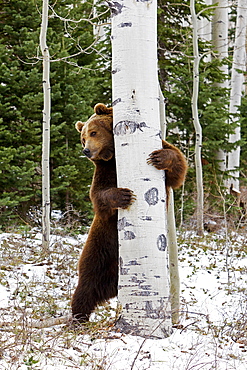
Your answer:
[71,103,187,322]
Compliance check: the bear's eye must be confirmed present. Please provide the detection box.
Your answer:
[90,131,97,137]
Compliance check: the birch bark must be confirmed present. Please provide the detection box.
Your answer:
[227,0,247,191]
[40,0,51,252]
[212,0,229,173]
[190,0,204,236]
[111,0,172,338]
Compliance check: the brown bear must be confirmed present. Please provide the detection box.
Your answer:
[71,103,187,323]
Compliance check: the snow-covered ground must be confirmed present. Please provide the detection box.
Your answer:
[0,228,246,369]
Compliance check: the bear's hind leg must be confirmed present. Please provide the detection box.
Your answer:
[71,260,118,323]
[71,282,98,323]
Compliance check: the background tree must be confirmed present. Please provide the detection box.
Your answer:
[190,0,204,235]
[212,0,228,174]
[227,0,247,192]
[40,0,51,250]
[0,0,108,227]
[1,0,247,231]
[157,0,232,222]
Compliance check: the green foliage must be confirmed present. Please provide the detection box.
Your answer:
[157,0,242,219]
[1,0,246,226]
[158,1,232,153]
[0,0,109,226]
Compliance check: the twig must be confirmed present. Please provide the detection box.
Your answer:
[30,314,71,328]
[130,318,170,370]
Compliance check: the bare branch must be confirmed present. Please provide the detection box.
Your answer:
[49,4,110,26]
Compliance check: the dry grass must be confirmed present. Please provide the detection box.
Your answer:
[0,227,246,369]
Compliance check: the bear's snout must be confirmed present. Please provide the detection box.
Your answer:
[83,148,91,158]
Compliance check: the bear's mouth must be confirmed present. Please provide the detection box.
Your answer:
[100,149,114,161]
[83,148,114,162]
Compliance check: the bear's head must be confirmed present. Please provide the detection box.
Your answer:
[75,103,114,162]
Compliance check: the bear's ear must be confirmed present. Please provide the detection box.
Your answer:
[94,103,113,116]
[75,121,84,132]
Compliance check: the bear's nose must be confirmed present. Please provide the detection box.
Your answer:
[83,148,91,158]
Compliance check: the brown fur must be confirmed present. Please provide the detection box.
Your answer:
[71,103,187,322]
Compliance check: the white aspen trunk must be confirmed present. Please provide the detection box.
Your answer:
[159,87,180,324]
[190,0,204,236]
[159,85,167,139]
[111,0,172,338]
[167,189,180,324]
[198,0,212,50]
[93,0,106,39]
[212,0,229,173]
[40,0,51,252]
[227,0,247,191]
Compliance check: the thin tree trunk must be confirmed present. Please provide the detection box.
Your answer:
[198,0,212,51]
[159,87,180,324]
[212,0,229,173]
[190,0,204,236]
[40,0,51,252]
[111,0,172,338]
[167,188,180,324]
[227,0,247,191]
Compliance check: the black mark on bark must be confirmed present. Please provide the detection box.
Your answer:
[119,257,129,275]
[138,122,147,131]
[112,97,121,105]
[124,230,136,240]
[157,130,162,140]
[127,260,140,266]
[140,216,152,221]
[141,285,152,290]
[118,22,132,27]
[157,234,167,251]
[117,217,132,231]
[112,68,120,75]
[114,120,148,136]
[132,291,159,296]
[144,187,159,206]
[145,300,166,319]
[131,276,145,283]
[106,1,124,16]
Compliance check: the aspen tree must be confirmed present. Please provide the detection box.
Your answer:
[227,0,247,191]
[159,87,180,325]
[212,0,229,173]
[110,0,172,338]
[190,0,204,236]
[40,0,51,252]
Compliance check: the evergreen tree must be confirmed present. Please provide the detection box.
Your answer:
[0,0,108,227]
[157,0,236,218]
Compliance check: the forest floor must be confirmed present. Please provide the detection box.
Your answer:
[0,221,246,369]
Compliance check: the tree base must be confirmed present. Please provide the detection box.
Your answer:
[114,316,172,339]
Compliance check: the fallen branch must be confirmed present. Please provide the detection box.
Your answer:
[30,314,71,328]
[0,315,71,330]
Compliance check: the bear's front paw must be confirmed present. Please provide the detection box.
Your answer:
[107,188,135,209]
[118,188,136,209]
[147,149,171,170]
